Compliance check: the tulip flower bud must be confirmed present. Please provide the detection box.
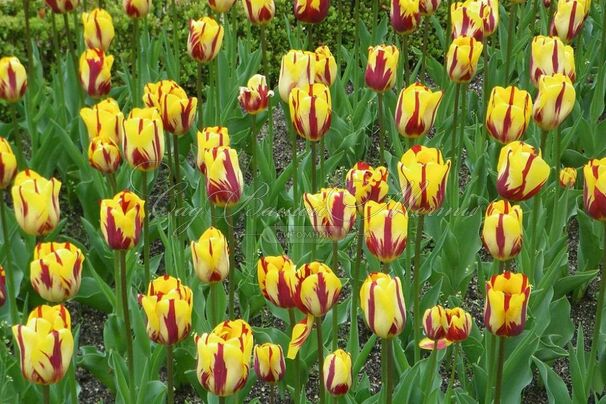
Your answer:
[484,272,530,336]
[242,0,276,24]
[390,0,421,34]
[364,200,409,263]
[324,349,352,396]
[122,107,165,171]
[313,46,337,86]
[496,141,550,201]
[0,137,18,189]
[140,275,193,345]
[188,18,224,64]
[123,0,151,18]
[100,191,145,250]
[143,80,187,109]
[143,80,197,135]
[419,0,440,15]
[293,0,330,23]
[82,9,115,51]
[257,255,297,308]
[12,305,74,385]
[550,0,588,43]
[253,343,286,383]
[529,35,575,87]
[80,98,124,144]
[79,49,113,98]
[191,227,230,283]
[445,307,473,342]
[304,188,357,240]
[398,145,451,214]
[204,146,244,207]
[395,82,443,139]
[543,0,551,6]
[360,273,406,338]
[451,1,486,41]
[88,137,122,174]
[0,266,5,307]
[239,74,273,115]
[559,167,577,188]
[583,158,606,220]
[478,0,499,36]
[365,45,399,93]
[30,242,84,303]
[294,262,341,317]
[196,126,230,174]
[0,57,27,103]
[11,170,61,236]
[209,0,236,13]
[446,36,483,83]
[45,0,80,13]
[289,83,332,141]
[422,305,448,342]
[278,50,315,102]
[485,86,532,144]
[481,200,523,261]
[345,162,389,211]
[533,73,576,131]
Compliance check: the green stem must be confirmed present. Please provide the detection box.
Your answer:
[484,334,496,404]
[483,37,490,120]
[289,309,301,402]
[1,192,18,324]
[422,18,428,78]
[196,64,204,130]
[601,0,606,64]
[209,282,222,326]
[445,344,459,402]
[311,141,318,193]
[528,130,548,278]
[371,0,379,43]
[120,250,136,403]
[214,59,220,124]
[166,344,175,404]
[402,34,409,87]
[332,240,339,351]
[70,359,78,403]
[377,94,385,166]
[446,0,452,53]
[132,18,140,107]
[22,0,33,75]
[494,336,506,404]
[413,214,425,363]
[382,338,393,404]
[449,84,461,211]
[353,0,361,97]
[10,104,25,169]
[259,25,274,146]
[290,117,299,207]
[63,12,78,76]
[423,341,438,398]
[142,170,150,287]
[319,137,325,188]
[350,218,363,364]
[219,397,225,404]
[455,84,468,211]
[42,385,50,404]
[589,222,606,379]
[107,173,117,196]
[172,134,184,279]
[227,209,236,319]
[114,251,122,315]
[336,0,343,68]
[51,13,67,126]
[316,316,326,404]
[504,3,518,83]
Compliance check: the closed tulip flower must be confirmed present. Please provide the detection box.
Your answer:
[88,137,121,174]
[139,275,193,345]
[397,145,451,214]
[364,200,409,263]
[445,307,473,342]
[209,0,236,13]
[11,170,61,236]
[143,80,187,109]
[79,49,113,98]
[313,46,337,86]
[238,74,273,115]
[365,45,399,93]
[395,82,443,138]
[451,1,486,41]
[533,73,576,131]
[293,0,330,23]
[45,0,80,13]
[390,0,421,34]
[0,137,17,189]
[30,242,84,303]
[559,167,577,188]
[122,107,165,171]
[419,0,440,15]
[82,9,115,51]
[80,98,124,144]
[481,200,523,261]
[422,305,448,341]
[583,158,606,220]
[278,49,315,102]
[196,126,230,173]
[191,227,230,283]
[253,343,286,383]
[479,0,499,36]
[257,255,297,308]
[204,146,244,207]
[100,191,145,250]
[143,80,197,135]
[242,0,275,24]
[446,36,483,83]
[345,162,389,210]
[485,86,532,144]
[0,266,5,307]
[324,349,352,396]
[294,262,341,317]
[496,141,550,201]
[289,83,332,141]
[123,0,151,18]
[360,273,406,338]
[550,0,588,43]
[529,36,575,87]
[0,57,27,103]
[188,17,224,64]
[484,272,530,336]
[303,188,357,240]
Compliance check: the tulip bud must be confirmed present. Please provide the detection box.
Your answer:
[445,307,473,342]
[45,0,80,13]
[529,35,575,87]
[204,146,244,207]
[191,227,230,283]
[559,167,577,188]
[481,200,523,261]
[82,9,115,51]
[365,45,399,93]
[188,18,224,64]
[88,137,122,174]
[257,255,297,308]
[242,0,276,24]
[11,170,61,236]
[446,36,483,83]
[313,46,337,86]
[478,0,499,36]
[143,80,187,109]
[398,145,451,214]
[253,343,286,383]
[304,188,357,240]
[122,107,165,171]
[419,0,441,15]
[485,86,532,144]
[390,0,421,34]
[550,0,589,43]
[323,349,352,396]
[209,0,236,13]
[583,158,606,220]
[0,137,18,189]
[0,266,5,307]
[533,73,576,131]
[278,50,315,102]
[293,0,330,23]
[294,262,341,317]
[196,126,230,174]
[79,49,113,98]
[140,275,193,345]
[422,305,448,341]
[360,273,406,338]
[100,191,145,250]
[143,80,197,135]
[30,242,84,303]
[123,0,151,18]
[395,82,443,138]
[289,83,332,141]
[345,162,389,210]
[484,272,530,336]
[238,74,273,115]
[497,141,550,201]
[0,57,27,103]
[451,1,486,41]
[364,200,408,263]
[80,98,124,144]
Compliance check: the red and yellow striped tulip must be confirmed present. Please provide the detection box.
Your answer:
[478,0,499,36]
[419,0,440,15]
[559,167,577,188]
[122,107,165,171]
[80,98,124,145]
[100,191,145,250]
[550,0,589,43]
[239,74,273,115]
[303,188,357,240]
[323,349,352,396]
[79,49,113,98]
[0,137,17,189]
[143,80,197,135]
[88,137,121,174]
[204,146,244,207]
[253,343,286,383]
[209,0,236,13]
[196,126,230,174]
[123,0,151,18]
[365,45,399,93]
[143,80,187,109]
[360,273,406,339]
[31,242,84,303]
[529,35,575,87]
[293,0,330,23]
[188,18,224,64]
[481,200,523,261]
[446,36,483,83]
[583,158,606,220]
[484,272,530,336]
[364,200,408,263]
[422,305,448,340]
[191,227,230,283]
[45,0,79,13]
[287,313,314,358]
[257,255,297,308]
[11,170,61,236]
[345,162,389,211]
[533,73,576,131]
[313,46,337,86]
[294,262,341,317]
[289,83,332,141]
[485,86,532,144]
[0,57,27,103]
[278,49,315,102]
[496,141,550,201]
[395,82,443,139]
[445,307,473,342]
[450,1,486,40]
[242,0,276,24]
[82,9,115,51]
[390,0,421,34]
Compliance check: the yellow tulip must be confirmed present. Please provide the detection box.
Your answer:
[122,107,165,171]
[294,262,341,317]
[196,126,231,174]
[293,0,330,23]
[529,35,575,87]
[313,46,338,86]
[390,0,421,34]
[533,73,576,131]
[257,255,297,308]
[364,200,409,263]
[100,191,145,250]
[345,162,389,211]
[242,0,276,24]
[0,56,27,103]
[583,158,606,220]
[80,98,124,144]
[422,305,448,340]
[365,45,399,93]
[238,74,273,115]
[209,0,236,13]
[496,141,550,201]
[123,0,151,18]
[559,167,577,188]
[44,0,80,13]
[204,146,244,207]
[484,272,530,336]
[446,36,483,83]
[419,0,441,15]
[360,272,407,339]
[445,307,473,342]
[82,9,115,51]
[11,170,61,236]
[323,349,352,396]
[79,49,113,98]
[253,343,286,383]
[303,188,357,240]
[478,0,499,36]
[191,227,230,283]
[289,83,332,141]
[485,86,532,144]
[481,200,524,261]
[188,17,224,64]
[88,137,121,174]
[551,0,589,43]
[395,82,443,139]
[278,49,315,102]
[143,80,197,135]
[31,242,85,303]
[0,137,17,189]
[450,1,486,41]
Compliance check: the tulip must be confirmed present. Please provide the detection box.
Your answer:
[238,74,273,115]
[100,191,145,250]
[0,137,17,189]
[446,36,483,83]
[345,162,389,210]
[397,145,451,214]
[450,1,486,41]
[203,146,244,207]
[143,80,187,109]
[139,275,193,345]
[485,86,533,144]
[478,0,499,36]
[278,50,315,102]
[257,255,297,308]
[533,73,576,131]
[496,141,550,201]
[313,46,337,86]
[390,0,421,34]
[242,0,276,24]
[289,83,332,142]
[287,314,315,359]
[88,137,121,174]
[365,45,399,93]
[484,271,530,336]
[294,262,341,317]
[481,200,524,261]
[143,80,197,135]
[364,200,408,263]
[323,349,352,396]
[80,98,124,144]
[11,170,61,236]
[191,227,230,283]
[0,57,27,103]
[253,343,286,383]
[30,242,84,303]
[293,0,330,23]
[395,82,443,139]
[121,107,165,171]
[44,0,80,13]
[209,0,236,13]
[583,158,606,221]
[360,273,406,338]
[123,0,151,18]
[560,167,577,188]
[82,9,115,51]
[445,307,473,342]
[550,0,589,43]
[303,188,357,240]
[419,0,440,15]
[0,266,5,307]
[529,36,575,87]
[196,126,230,173]
[79,49,113,98]
[187,17,224,64]
[422,305,448,340]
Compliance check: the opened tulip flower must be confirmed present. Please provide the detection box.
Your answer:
[360,273,406,338]
[485,86,532,144]
[88,137,121,174]
[365,45,399,93]
[257,255,297,308]
[30,242,84,303]
[390,0,421,34]
[445,307,473,342]
[79,49,113,98]
[242,0,275,24]
[143,80,197,135]
[482,200,524,261]
[364,200,408,263]
[209,0,236,13]
[446,36,483,83]
[529,36,575,87]
[450,1,486,41]
[496,141,550,201]
[204,146,244,207]
[294,262,341,317]
[191,227,230,283]
[533,73,576,131]
[0,137,17,189]
[239,74,273,115]
[583,158,606,220]
[345,162,389,210]
[82,9,115,51]
[143,80,187,109]
[45,0,80,13]
[0,266,5,307]
[484,272,530,336]
[313,46,337,86]
[100,191,145,250]
[253,343,286,383]
[419,305,450,350]
[550,0,589,43]
[123,0,151,18]
[0,57,27,103]
[303,188,357,240]
[11,170,61,236]
[278,50,315,102]
[323,349,352,396]
[395,82,443,138]
[289,83,332,141]
[419,0,440,15]
[122,107,165,171]
[196,126,230,173]
[188,17,224,63]
[560,167,577,188]
[80,98,124,144]
[293,0,330,23]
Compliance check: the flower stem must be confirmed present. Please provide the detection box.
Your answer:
[601,0,606,63]
[63,12,78,76]
[214,58,220,124]
[259,26,274,145]
[381,338,393,404]
[289,116,299,208]
[42,385,50,404]
[504,3,518,83]
[311,141,318,193]
[166,344,175,404]
[142,170,150,287]
[589,222,606,380]
[196,63,204,130]
[445,344,459,402]
[227,208,236,319]
[401,34,409,87]
[483,37,490,119]
[454,84,468,211]
[484,334,497,404]
[413,214,425,363]
[336,0,343,68]
[377,93,385,166]
[1,192,18,324]
[332,240,339,351]
[449,84,461,211]
[132,18,140,107]
[422,341,438,399]
[349,218,364,367]
[422,19,428,78]
[494,336,506,404]
[316,316,326,404]
[10,104,25,168]
[22,0,33,75]
[120,250,136,403]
